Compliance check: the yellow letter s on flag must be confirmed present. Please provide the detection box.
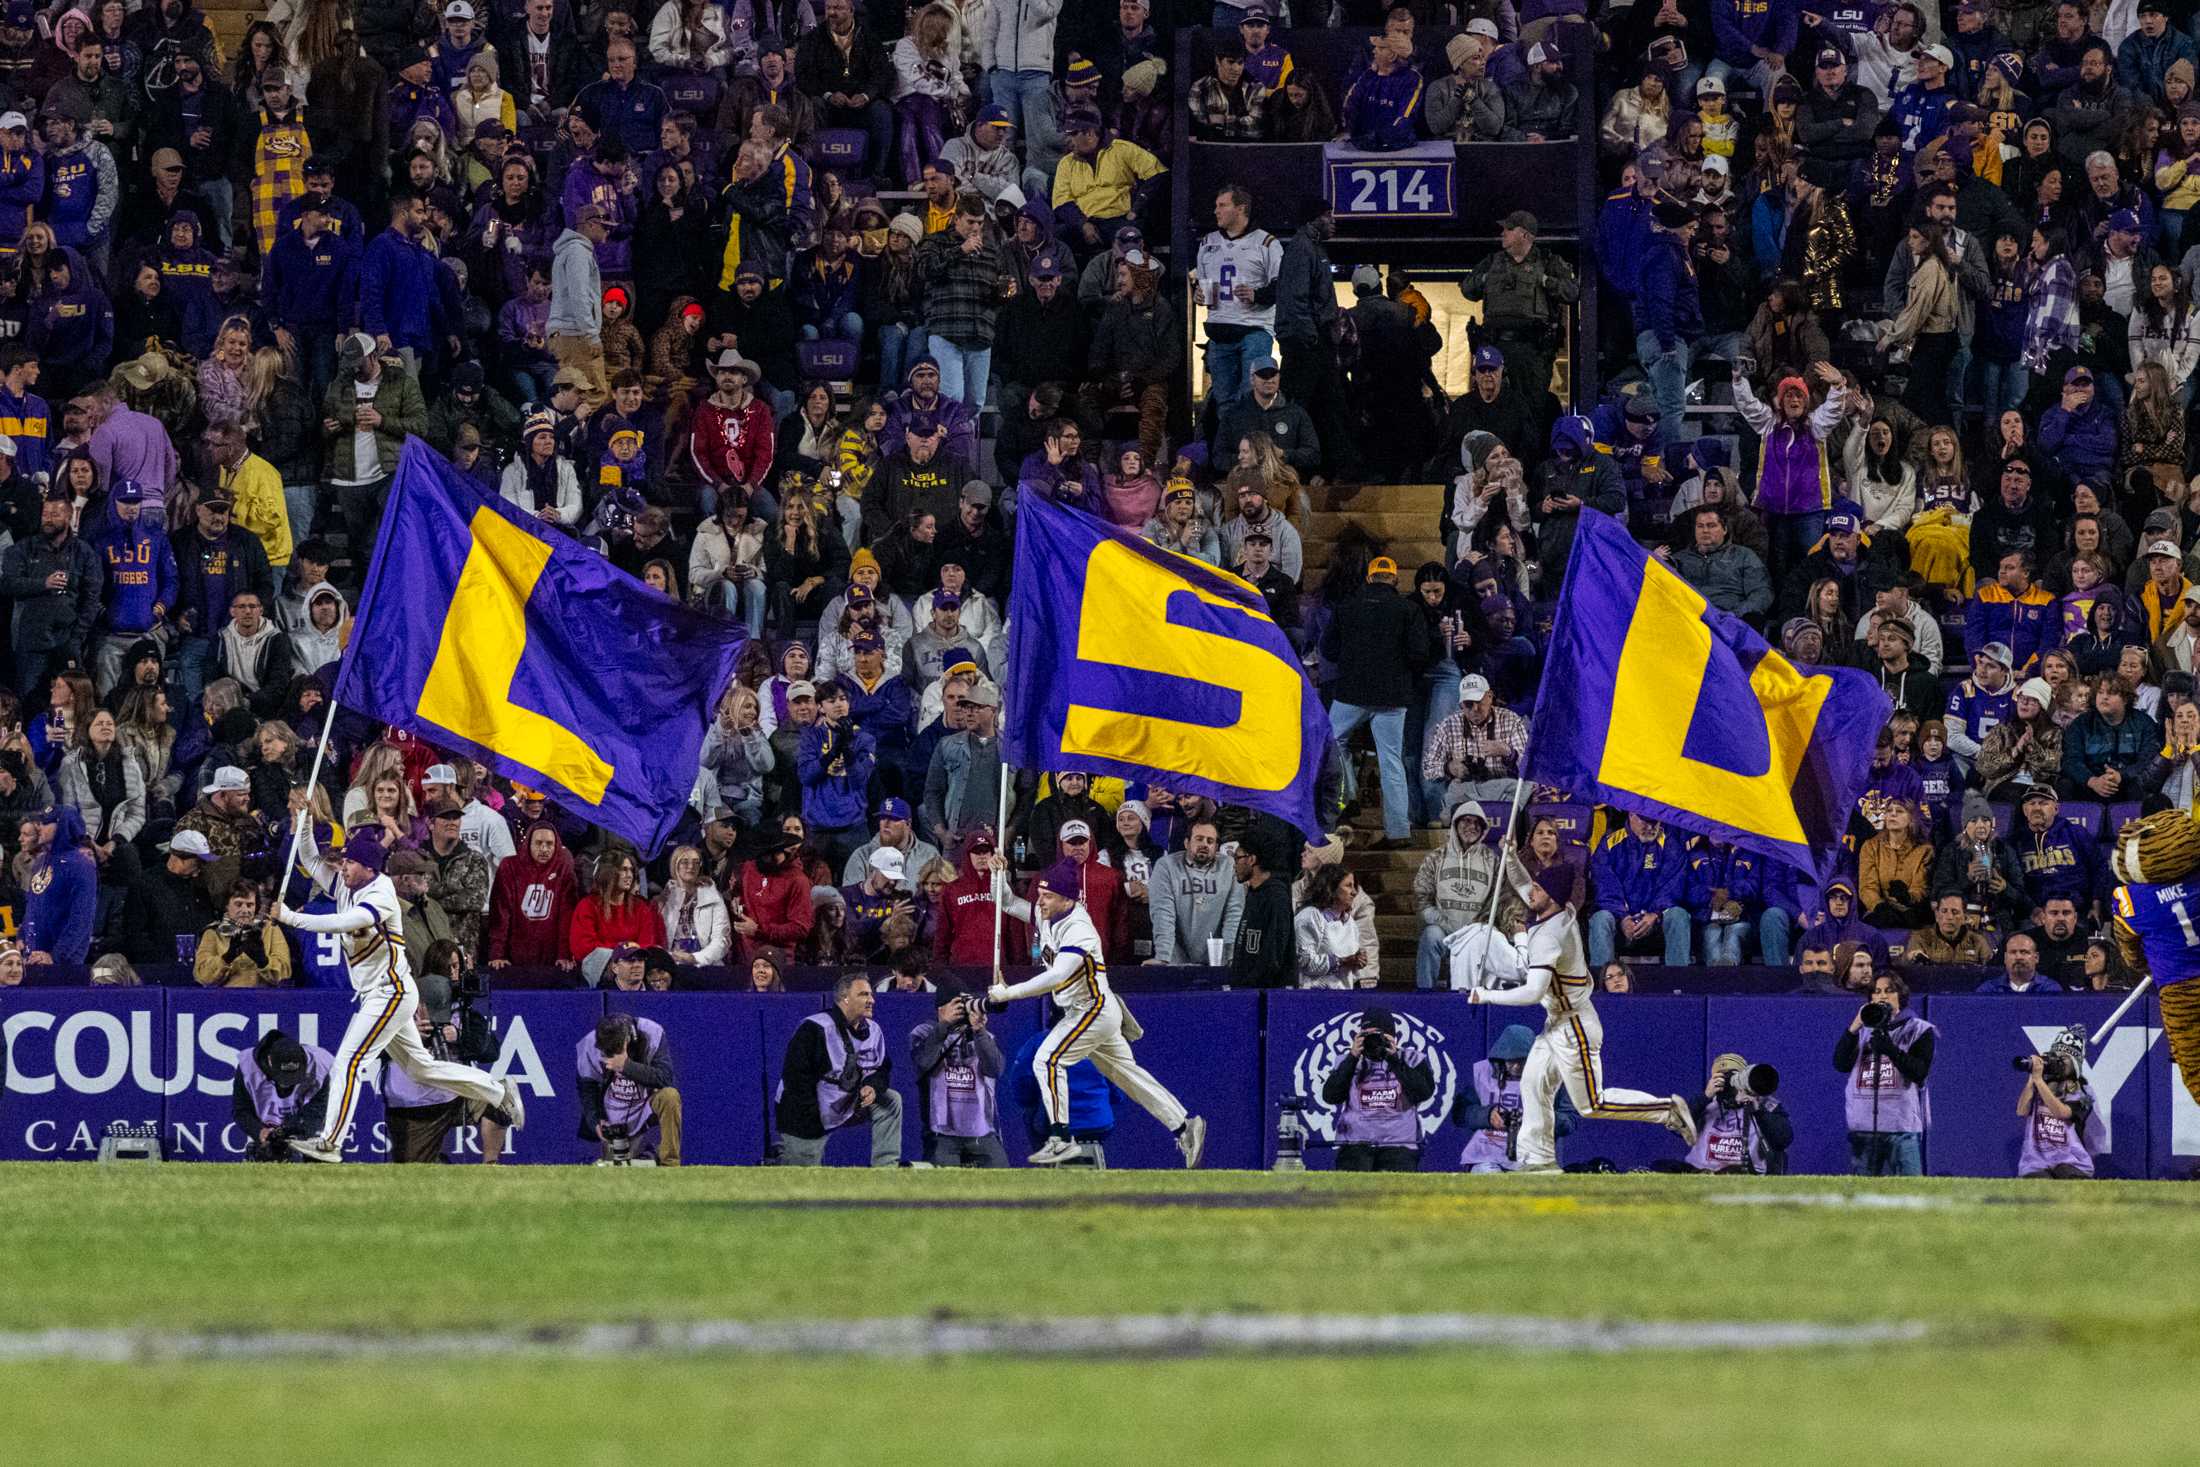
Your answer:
[415,508,618,804]
[1060,540,1303,794]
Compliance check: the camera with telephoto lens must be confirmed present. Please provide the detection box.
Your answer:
[2011,1025,2089,1085]
[2011,1051,2078,1084]
[598,1124,634,1166]
[1860,1002,1894,1029]
[1360,1029,1391,1061]
[1716,1063,1781,1104]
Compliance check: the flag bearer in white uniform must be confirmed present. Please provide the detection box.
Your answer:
[272,810,525,1163]
[989,859,1207,1167]
[1469,863,1694,1170]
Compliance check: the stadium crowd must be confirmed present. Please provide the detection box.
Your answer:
[0,0,2170,1018]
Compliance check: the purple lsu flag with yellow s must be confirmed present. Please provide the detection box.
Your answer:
[333,439,747,854]
[1523,509,1889,878]
[1003,492,1329,837]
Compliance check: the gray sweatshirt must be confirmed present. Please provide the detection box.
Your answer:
[1148,849,1245,964]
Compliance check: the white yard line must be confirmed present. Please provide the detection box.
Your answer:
[1707,1193,1960,1212]
[0,1314,1929,1364]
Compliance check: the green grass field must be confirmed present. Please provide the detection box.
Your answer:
[4,1165,2197,1464]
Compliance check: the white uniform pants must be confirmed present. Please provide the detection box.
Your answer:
[316,979,505,1149]
[1515,1014,1671,1167]
[1033,997,1187,1134]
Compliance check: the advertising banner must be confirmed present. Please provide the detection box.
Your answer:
[1264,992,1485,1170]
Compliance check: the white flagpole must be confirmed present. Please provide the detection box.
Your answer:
[280,699,340,896]
[1480,773,1534,929]
[2091,976,2155,1049]
[990,757,1012,989]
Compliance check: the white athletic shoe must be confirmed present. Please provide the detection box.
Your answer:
[499,1077,528,1131]
[287,1136,342,1164]
[1027,1136,1080,1166]
[1176,1115,1208,1169]
[1517,1161,1562,1174]
[1665,1094,1699,1147]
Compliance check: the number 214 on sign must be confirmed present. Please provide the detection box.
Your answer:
[1328,161,1454,219]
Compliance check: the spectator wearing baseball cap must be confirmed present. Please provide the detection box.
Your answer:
[842,794,941,891]
[1460,208,1566,413]
[1320,552,1434,848]
[1216,352,1321,482]
[1505,36,1579,143]
[119,828,223,967]
[940,102,1049,208]
[548,191,612,408]
[2034,360,2118,489]
[1051,96,1166,250]
[995,243,1085,420]
[1436,342,1538,474]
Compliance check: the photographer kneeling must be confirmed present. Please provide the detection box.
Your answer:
[1832,972,1936,1176]
[231,1030,331,1160]
[2017,1029,2103,1179]
[1455,1023,1575,1172]
[1683,1052,1792,1174]
[1319,1007,1435,1172]
[579,1013,682,1165]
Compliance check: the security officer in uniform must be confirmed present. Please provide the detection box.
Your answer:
[1459,209,1578,409]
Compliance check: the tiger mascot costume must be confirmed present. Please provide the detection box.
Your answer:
[2110,809,2200,1102]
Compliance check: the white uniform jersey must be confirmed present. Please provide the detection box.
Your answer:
[285,821,412,993]
[1196,226,1284,331]
[996,900,1113,1013]
[1517,907,1596,1036]
[1038,905,1112,1012]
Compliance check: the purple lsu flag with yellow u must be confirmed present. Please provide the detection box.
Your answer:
[1524,509,1889,878]
[1003,492,1329,837]
[333,439,747,854]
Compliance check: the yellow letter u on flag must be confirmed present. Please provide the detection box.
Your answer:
[415,508,617,804]
[1597,557,1830,848]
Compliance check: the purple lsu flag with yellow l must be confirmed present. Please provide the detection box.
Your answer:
[333,439,747,854]
[1004,492,1329,837]
[1523,509,1889,878]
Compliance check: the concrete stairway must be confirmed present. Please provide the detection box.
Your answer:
[1300,480,1448,982]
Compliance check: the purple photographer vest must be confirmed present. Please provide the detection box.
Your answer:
[383,1056,453,1110]
[808,1010,886,1131]
[1334,1052,1423,1147]
[924,1029,998,1139]
[236,1043,334,1127]
[576,1016,669,1132]
[2017,1087,2098,1177]
[1845,1012,1934,1133]
[1458,1059,1522,1170]
[1685,1100,1771,1174]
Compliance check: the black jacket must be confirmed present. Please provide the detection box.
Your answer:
[1321,583,1433,709]
[1231,877,1295,988]
[993,290,1088,394]
[935,513,1011,604]
[794,26,892,104]
[774,1006,890,1141]
[120,859,219,967]
[1321,1050,1437,1114]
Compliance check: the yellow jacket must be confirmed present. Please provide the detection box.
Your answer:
[1051,139,1165,222]
[219,451,293,569]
